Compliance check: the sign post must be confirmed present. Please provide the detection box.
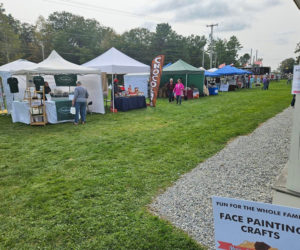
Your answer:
[149,55,165,107]
[286,65,300,193]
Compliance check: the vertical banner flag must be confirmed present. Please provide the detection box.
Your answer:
[292,65,300,94]
[150,55,165,107]
[212,196,300,250]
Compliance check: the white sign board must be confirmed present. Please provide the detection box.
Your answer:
[292,65,300,94]
[212,196,300,250]
[220,84,229,92]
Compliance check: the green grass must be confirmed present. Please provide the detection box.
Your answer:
[0,81,292,249]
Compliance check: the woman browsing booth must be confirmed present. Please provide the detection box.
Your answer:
[173,79,185,105]
[72,81,89,125]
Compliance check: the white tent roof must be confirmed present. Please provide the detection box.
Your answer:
[198,67,206,71]
[82,47,150,74]
[0,59,37,72]
[12,50,100,75]
[207,68,218,72]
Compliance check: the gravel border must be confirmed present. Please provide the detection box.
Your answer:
[150,108,293,249]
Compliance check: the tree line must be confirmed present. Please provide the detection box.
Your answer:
[0,3,282,69]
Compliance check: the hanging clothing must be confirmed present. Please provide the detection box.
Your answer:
[7,77,19,93]
[33,76,45,91]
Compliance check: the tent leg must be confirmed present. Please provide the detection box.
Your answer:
[112,74,115,112]
[185,74,187,99]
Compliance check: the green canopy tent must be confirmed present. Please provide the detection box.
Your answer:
[161,59,204,95]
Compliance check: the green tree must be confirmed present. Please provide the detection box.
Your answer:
[239,53,251,66]
[279,58,296,73]
[47,11,111,64]
[186,34,206,67]
[226,36,242,65]
[209,36,243,67]
[119,28,154,65]
[151,23,188,64]
[0,4,23,64]
[295,42,300,64]
[213,38,227,66]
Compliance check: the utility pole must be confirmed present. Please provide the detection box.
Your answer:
[256,50,258,62]
[202,47,205,67]
[250,48,252,66]
[40,42,45,60]
[207,23,218,69]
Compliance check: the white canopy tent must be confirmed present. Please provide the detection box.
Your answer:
[82,47,150,110]
[207,68,218,72]
[0,59,37,113]
[82,47,150,74]
[12,50,105,114]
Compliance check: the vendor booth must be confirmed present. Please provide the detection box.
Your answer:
[82,47,150,111]
[0,59,37,113]
[123,73,149,98]
[161,59,204,98]
[204,65,251,93]
[10,50,104,125]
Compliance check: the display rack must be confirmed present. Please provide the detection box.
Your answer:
[27,87,47,126]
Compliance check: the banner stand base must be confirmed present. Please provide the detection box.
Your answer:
[272,164,300,208]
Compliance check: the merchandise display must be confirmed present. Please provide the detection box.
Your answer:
[114,96,146,112]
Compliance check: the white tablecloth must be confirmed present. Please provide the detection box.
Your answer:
[11,101,74,124]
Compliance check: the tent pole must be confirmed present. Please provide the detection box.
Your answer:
[112,74,114,112]
[185,74,187,99]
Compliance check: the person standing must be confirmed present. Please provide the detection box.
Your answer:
[72,81,89,125]
[43,81,51,100]
[250,75,254,88]
[262,75,268,90]
[173,79,184,105]
[266,75,270,90]
[166,78,175,102]
[287,73,292,84]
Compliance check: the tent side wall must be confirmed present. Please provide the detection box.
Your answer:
[78,74,105,114]
[0,72,27,113]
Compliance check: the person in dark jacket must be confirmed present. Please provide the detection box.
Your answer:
[43,82,51,100]
[166,78,175,102]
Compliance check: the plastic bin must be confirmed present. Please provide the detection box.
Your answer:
[208,87,218,95]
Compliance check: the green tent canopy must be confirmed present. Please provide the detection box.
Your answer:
[161,59,205,94]
[163,59,201,74]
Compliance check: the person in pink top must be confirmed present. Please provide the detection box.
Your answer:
[173,78,185,104]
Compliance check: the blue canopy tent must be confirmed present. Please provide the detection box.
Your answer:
[205,70,220,77]
[163,62,172,68]
[213,65,246,76]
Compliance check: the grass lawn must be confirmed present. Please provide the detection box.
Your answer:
[0,81,292,249]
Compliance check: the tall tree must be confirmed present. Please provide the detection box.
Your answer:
[239,53,251,66]
[295,42,300,64]
[226,36,242,65]
[186,34,206,67]
[47,11,111,64]
[279,58,295,73]
[213,38,227,66]
[151,23,187,64]
[0,4,23,64]
[119,28,154,65]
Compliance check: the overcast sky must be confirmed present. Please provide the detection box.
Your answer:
[1,0,300,70]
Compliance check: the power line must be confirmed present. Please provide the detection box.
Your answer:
[43,0,169,24]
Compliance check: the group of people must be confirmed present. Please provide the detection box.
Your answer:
[166,78,185,104]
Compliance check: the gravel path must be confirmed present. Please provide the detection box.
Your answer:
[150,108,293,250]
